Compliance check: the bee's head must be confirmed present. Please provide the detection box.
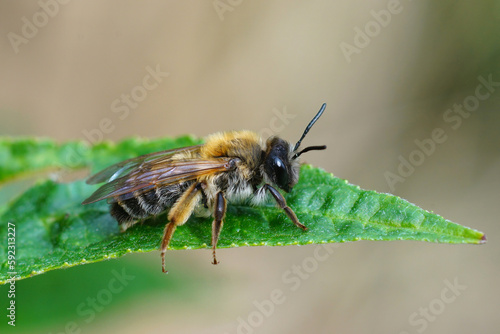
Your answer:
[263,137,296,192]
[263,104,327,193]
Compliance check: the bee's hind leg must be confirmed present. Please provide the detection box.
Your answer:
[211,191,227,265]
[161,182,202,273]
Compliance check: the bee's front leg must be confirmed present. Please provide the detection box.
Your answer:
[264,184,307,231]
[211,191,227,265]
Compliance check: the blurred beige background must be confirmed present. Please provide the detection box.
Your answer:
[1,1,499,333]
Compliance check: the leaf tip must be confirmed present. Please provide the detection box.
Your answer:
[480,233,487,244]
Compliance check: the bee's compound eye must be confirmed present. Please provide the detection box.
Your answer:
[264,138,292,192]
[273,158,289,191]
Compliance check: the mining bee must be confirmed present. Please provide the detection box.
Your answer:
[82,104,327,273]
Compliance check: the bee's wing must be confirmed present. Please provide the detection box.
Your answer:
[86,145,202,185]
[82,155,235,204]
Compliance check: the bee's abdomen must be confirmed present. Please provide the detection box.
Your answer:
[110,182,191,224]
[110,200,138,223]
[111,196,149,224]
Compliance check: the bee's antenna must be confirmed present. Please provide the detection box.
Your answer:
[292,103,327,154]
[292,145,327,159]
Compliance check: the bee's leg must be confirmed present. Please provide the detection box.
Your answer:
[264,184,307,231]
[211,191,227,265]
[161,182,202,273]
[119,220,138,232]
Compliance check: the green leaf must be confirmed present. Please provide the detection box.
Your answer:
[0,137,486,284]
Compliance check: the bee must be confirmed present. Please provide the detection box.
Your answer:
[82,103,327,273]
